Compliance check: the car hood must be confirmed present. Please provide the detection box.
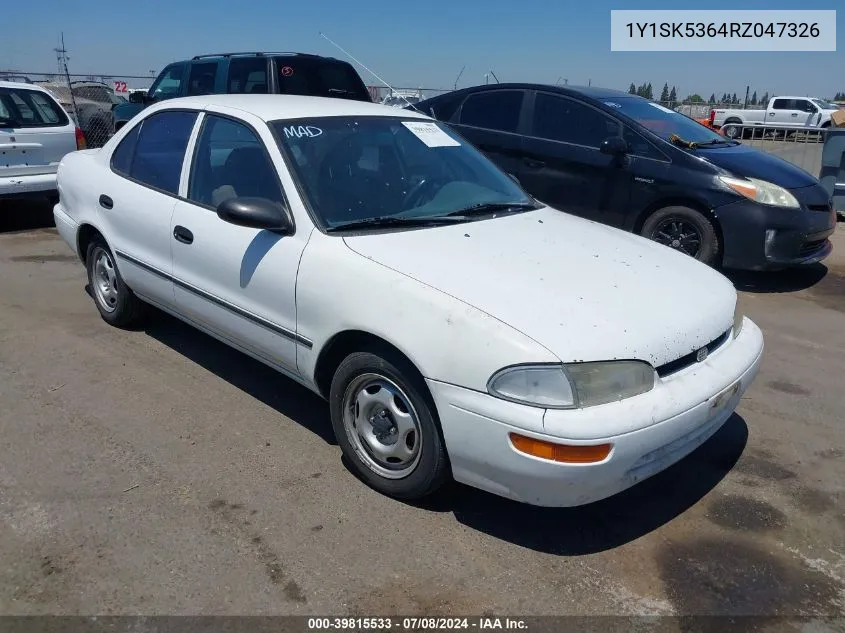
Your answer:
[696,143,817,189]
[342,207,737,368]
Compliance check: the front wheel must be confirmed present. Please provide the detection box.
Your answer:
[641,206,720,266]
[329,351,449,500]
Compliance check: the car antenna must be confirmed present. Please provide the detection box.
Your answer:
[454,66,465,90]
[489,70,500,84]
[318,32,422,112]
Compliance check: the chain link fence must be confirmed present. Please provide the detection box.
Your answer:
[0,71,155,148]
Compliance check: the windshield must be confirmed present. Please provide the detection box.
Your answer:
[608,96,727,144]
[273,116,534,229]
[811,99,838,110]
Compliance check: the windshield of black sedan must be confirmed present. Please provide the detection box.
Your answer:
[272,116,533,228]
[607,97,726,145]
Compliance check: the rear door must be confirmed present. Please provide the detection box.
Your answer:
[447,89,529,182]
[0,86,76,179]
[518,91,630,226]
[770,98,802,127]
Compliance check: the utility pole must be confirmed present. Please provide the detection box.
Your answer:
[743,85,750,110]
[54,33,78,119]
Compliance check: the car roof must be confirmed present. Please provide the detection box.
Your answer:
[0,80,57,95]
[147,94,432,122]
[424,83,645,103]
[189,51,346,62]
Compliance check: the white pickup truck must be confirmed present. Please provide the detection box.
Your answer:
[711,96,841,139]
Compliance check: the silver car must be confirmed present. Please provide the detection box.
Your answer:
[0,81,81,201]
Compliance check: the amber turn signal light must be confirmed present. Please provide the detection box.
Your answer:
[509,433,612,464]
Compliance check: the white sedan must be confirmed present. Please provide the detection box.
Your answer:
[53,94,764,507]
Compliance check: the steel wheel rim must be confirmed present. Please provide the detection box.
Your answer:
[92,247,119,313]
[652,218,702,257]
[724,125,739,139]
[341,373,423,479]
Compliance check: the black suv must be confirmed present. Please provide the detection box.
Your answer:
[114,52,371,130]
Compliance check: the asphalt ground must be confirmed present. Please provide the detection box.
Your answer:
[0,198,843,620]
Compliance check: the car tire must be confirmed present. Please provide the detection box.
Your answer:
[641,206,720,266]
[329,350,450,500]
[721,123,742,140]
[86,236,145,327]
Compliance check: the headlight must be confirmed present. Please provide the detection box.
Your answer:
[718,176,800,209]
[733,305,745,339]
[488,361,655,409]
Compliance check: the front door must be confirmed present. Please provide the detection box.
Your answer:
[170,111,309,375]
[518,91,631,227]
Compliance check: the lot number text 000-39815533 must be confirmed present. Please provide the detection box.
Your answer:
[610,10,836,51]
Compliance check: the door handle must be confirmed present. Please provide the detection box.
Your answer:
[523,157,545,169]
[173,225,194,245]
[99,194,113,209]
[768,112,775,116]
[791,113,798,117]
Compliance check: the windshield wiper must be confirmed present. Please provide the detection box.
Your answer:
[669,134,735,148]
[440,201,539,218]
[325,215,466,232]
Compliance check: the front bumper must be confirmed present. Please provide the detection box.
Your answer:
[716,187,836,271]
[0,172,57,197]
[428,318,764,507]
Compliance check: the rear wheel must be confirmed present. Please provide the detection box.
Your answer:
[85,236,145,327]
[329,350,449,500]
[721,122,743,140]
[641,205,720,266]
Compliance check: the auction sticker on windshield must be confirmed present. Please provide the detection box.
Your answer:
[402,121,461,148]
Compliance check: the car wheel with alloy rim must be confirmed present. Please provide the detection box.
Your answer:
[641,205,720,266]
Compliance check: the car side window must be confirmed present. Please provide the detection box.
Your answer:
[227,57,268,94]
[532,93,621,148]
[150,64,186,100]
[772,99,790,110]
[188,115,284,209]
[111,124,142,175]
[795,99,816,113]
[116,111,197,195]
[186,62,218,96]
[459,90,524,133]
[623,126,664,160]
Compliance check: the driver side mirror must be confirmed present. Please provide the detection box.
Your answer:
[128,91,148,104]
[600,136,629,156]
[216,197,293,234]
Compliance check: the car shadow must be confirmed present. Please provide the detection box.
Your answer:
[0,197,56,234]
[725,264,829,293]
[142,309,337,445]
[410,413,749,556]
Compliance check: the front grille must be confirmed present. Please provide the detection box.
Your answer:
[807,203,831,212]
[799,239,827,256]
[656,329,730,378]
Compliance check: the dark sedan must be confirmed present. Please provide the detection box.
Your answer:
[410,84,836,270]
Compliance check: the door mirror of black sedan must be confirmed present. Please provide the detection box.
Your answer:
[216,197,293,234]
[128,91,147,104]
[600,136,629,156]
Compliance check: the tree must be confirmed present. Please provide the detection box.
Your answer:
[708,93,716,104]
[628,83,637,95]
[760,91,769,105]
[731,93,738,104]
[645,83,653,99]
[669,86,677,103]
[720,93,728,103]
[660,83,670,102]
[750,90,757,105]
[686,94,704,103]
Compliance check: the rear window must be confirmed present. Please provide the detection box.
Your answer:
[273,58,371,102]
[0,87,69,128]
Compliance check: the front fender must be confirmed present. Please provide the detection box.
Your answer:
[295,233,559,393]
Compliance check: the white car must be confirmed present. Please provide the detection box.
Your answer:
[53,94,764,507]
[1,81,83,201]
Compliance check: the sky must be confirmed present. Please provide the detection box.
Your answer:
[3,0,843,98]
